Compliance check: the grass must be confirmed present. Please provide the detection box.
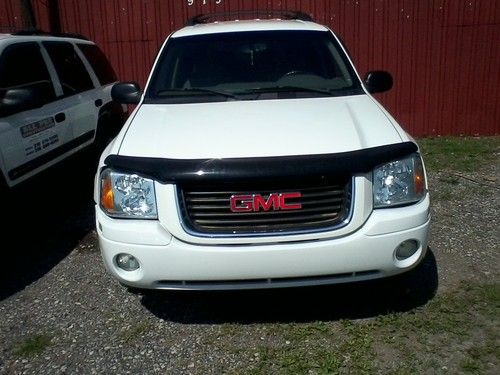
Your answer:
[460,340,499,374]
[119,321,153,343]
[417,136,499,172]
[230,281,499,374]
[12,334,52,357]
[376,282,499,373]
[242,320,376,374]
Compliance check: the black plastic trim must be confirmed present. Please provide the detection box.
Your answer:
[8,130,95,180]
[104,142,418,184]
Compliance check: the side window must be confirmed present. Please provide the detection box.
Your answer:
[0,42,56,108]
[43,41,94,96]
[77,44,117,85]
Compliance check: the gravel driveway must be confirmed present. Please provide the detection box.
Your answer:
[0,139,498,374]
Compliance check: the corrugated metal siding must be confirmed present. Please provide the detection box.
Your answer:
[2,0,499,136]
[0,0,23,32]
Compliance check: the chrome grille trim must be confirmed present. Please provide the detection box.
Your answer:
[154,270,380,290]
[176,178,355,238]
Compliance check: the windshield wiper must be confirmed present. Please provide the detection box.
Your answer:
[156,88,241,99]
[244,86,335,96]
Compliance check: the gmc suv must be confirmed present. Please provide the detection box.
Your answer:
[95,13,430,290]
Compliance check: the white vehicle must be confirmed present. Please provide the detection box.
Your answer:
[0,32,126,189]
[95,12,430,291]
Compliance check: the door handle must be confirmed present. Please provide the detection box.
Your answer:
[54,112,66,123]
[95,99,103,107]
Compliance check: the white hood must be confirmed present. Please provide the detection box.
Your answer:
[118,95,404,159]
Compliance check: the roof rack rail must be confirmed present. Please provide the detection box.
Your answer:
[11,29,88,40]
[186,10,313,26]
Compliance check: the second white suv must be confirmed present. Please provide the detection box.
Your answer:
[95,13,430,291]
[0,32,126,189]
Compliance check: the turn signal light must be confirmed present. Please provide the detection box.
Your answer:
[100,173,114,211]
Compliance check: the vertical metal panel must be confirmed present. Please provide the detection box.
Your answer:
[0,0,23,32]
[1,0,498,136]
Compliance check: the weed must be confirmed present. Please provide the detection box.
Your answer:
[119,321,153,342]
[461,358,481,373]
[219,322,239,336]
[284,321,330,341]
[316,352,341,374]
[12,334,52,357]
[439,175,460,185]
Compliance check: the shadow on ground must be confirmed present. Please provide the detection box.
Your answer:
[142,249,438,324]
[0,151,97,301]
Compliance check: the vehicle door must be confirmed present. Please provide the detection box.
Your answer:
[42,41,99,145]
[0,41,73,185]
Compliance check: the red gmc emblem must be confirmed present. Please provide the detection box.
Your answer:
[230,192,302,212]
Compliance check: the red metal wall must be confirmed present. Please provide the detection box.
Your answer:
[2,0,499,136]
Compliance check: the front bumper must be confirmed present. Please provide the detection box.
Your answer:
[96,194,431,290]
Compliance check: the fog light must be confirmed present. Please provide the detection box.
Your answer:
[116,253,140,271]
[395,240,419,260]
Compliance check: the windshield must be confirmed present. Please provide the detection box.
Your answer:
[146,30,363,103]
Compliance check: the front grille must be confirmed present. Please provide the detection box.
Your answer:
[177,178,353,236]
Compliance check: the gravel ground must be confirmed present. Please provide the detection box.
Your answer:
[0,142,498,374]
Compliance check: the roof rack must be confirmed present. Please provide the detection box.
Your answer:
[186,10,313,26]
[11,29,88,40]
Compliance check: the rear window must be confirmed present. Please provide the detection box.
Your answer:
[78,43,117,85]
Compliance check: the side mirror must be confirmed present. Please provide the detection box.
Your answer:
[0,88,44,117]
[364,71,393,94]
[111,82,142,104]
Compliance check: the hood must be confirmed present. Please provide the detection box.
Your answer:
[117,95,404,159]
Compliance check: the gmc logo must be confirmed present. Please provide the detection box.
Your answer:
[230,192,302,212]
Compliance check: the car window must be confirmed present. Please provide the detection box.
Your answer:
[77,43,117,85]
[0,42,56,111]
[147,30,363,103]
[43,41,94,96]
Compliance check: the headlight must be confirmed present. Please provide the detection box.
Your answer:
[100,169,158,219]
[373,153,426,208]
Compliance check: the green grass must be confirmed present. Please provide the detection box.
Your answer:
[374,282,500,374]
[417,136,499,172]
[12,334,52,357]
[243,320,376,374]
[119,321,153,342]
[227,281,499,374]
[461,358,482,373]
[460,340,499,374]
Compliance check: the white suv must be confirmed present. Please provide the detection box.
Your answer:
[0,32,126,189]
[95,13,430,291]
